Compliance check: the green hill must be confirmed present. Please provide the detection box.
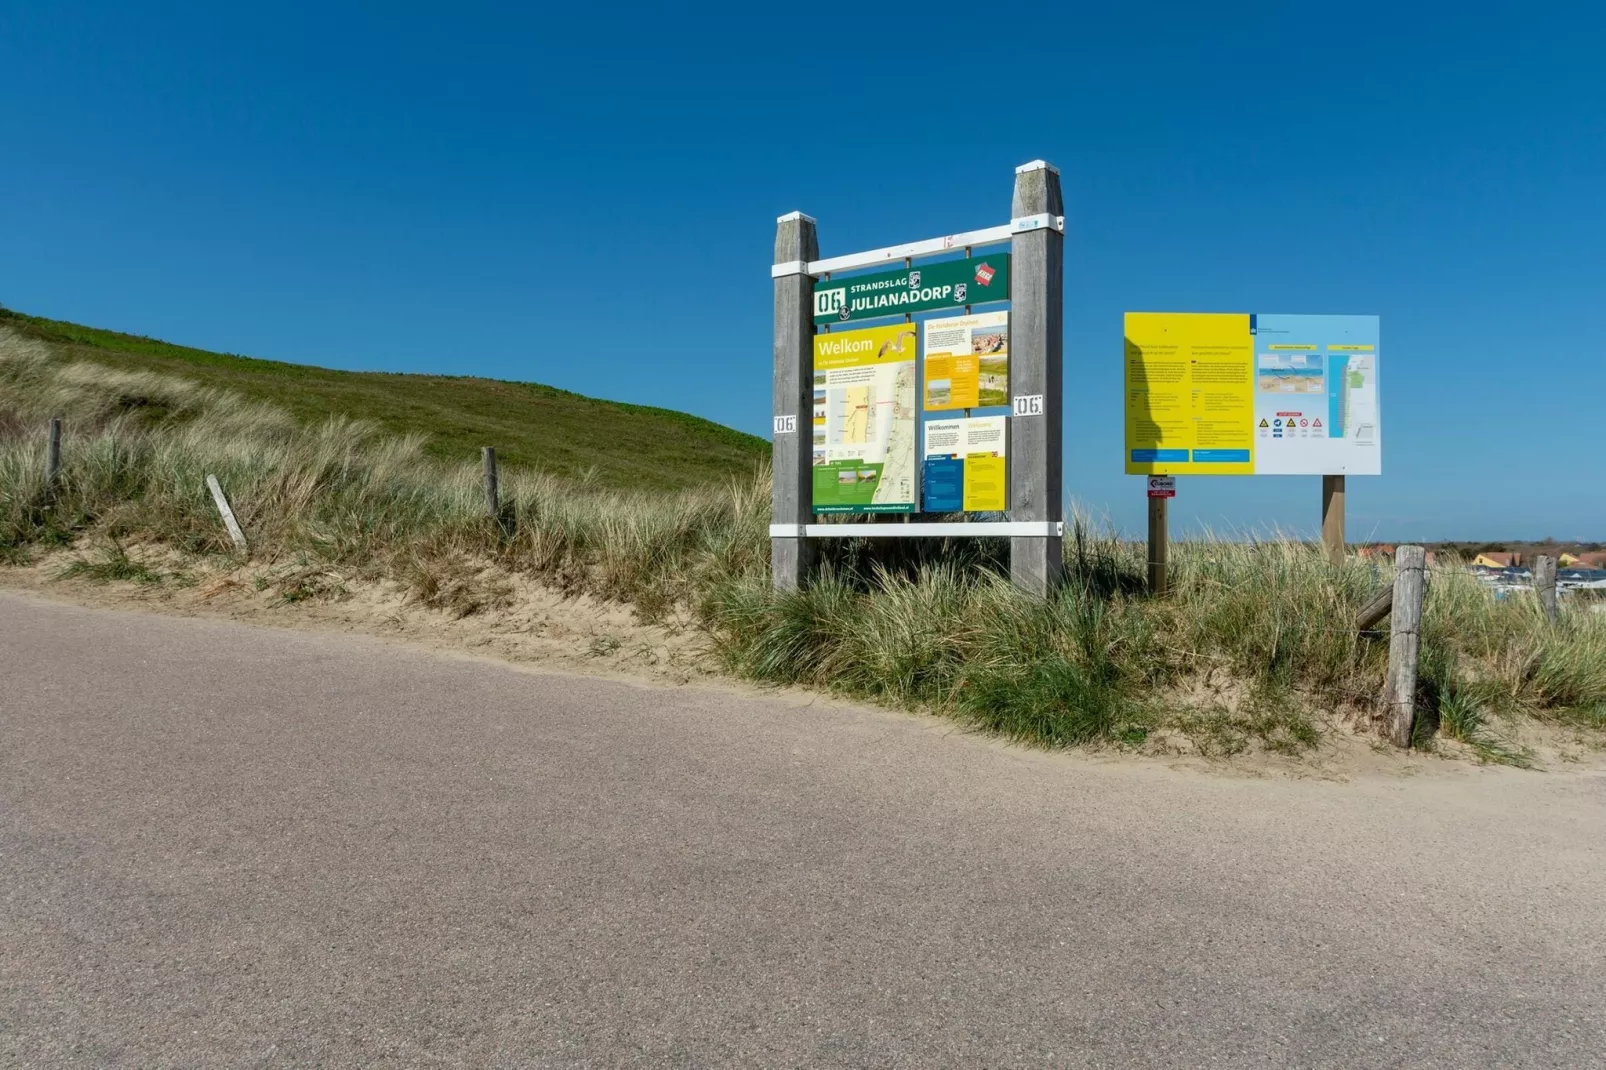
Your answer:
[0,309,767,492]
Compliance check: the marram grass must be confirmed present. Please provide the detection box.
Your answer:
[4,326,1603,760]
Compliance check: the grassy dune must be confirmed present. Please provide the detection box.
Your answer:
[0,310,767,491]
[3,324,1603,763]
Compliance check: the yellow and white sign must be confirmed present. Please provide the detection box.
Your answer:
[1124,312,1382,476]
[811,324,920,513]
[922,415,1007,513]
[1124,312,1255,475]
[923,311,1009,411]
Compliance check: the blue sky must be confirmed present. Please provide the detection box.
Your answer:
[3,1,1602,540]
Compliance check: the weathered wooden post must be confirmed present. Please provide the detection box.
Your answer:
[1147,494,1169,597]
[770,211,819,591]
[1321,474,1345,565]
[205,474,250,555]
[1009,161,1064,597]
[1533,554,1558,622]
[1381,544,1426,747]
[482,447,499,520]
[45,417,62,489]
[1355,584,1394,632]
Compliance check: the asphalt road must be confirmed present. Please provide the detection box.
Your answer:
[3,590,1604,1068]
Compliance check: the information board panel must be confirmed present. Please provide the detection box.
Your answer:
[1124,313,1381,476]
[813,255,1009,325]
[922,416,1007,512]
[923,311,1009,411]
[812,324,919,514]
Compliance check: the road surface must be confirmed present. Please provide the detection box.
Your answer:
[2,590,1603,1067]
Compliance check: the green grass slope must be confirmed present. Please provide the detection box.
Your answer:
[0,309,767,491]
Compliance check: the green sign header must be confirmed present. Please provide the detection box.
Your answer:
[813,254,1010,325]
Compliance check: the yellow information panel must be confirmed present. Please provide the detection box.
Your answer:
[963,453,1007,512]
[923,311,1009,411]
[1125,312,1383,476]
[922,416,1007,512]
[811,324,919,513]
[1124,313,1255,475]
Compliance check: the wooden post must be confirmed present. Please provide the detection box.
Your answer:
[482,447,499,520]
[770,211,819,591]
[1381,544,1426,747]
[1321,474,1345,565]
[1355,585,1394,632]
[1533,555,1558,622]
[205,474,249,555]
[1008,160,1065,597]
[1147,494,1169,597]
[45,417,62,488]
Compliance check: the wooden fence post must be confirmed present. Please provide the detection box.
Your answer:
[770,211,819,591]
[1008,160,1065,597]
[1355,585,1394,632]
[1381,544,1426,747]
[482,447,499,520]
[1147,494,1169,597]
[1321,474,1345,565]
[45,417,62,488]
[205,474,249,555]
[1533,554,1558,622]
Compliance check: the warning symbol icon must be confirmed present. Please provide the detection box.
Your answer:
[1312,418,1323,428]
[1259,418,1270,428]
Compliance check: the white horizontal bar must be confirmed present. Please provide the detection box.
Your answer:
[777,210,817,224]
[770,522,1063,539]
[808,224,1013,276]
[771,260,809,278]
[1015,159,1060,175]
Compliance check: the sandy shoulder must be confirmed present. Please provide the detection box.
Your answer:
[5,547,1602,785]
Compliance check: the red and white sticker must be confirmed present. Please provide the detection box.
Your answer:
[974,262,996,286]
[1147,476,1176,499]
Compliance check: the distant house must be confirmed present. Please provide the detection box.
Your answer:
[1474,552,1521,569]
[1560,552,1606,569]
[1356,545,1396,560]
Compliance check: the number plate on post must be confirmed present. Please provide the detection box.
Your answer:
[773,415,797,434]
[1012,394,1044,417]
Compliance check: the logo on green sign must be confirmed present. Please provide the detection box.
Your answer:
[813,255,1010,325]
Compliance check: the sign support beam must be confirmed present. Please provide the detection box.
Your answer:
[1321,475,1345,565]
[771,212,819,591]
[1148,494,1169,597]
[1008,161,1065,597]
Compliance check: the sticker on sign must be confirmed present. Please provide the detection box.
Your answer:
[1012,394,1044,417]
[1147,476,1176,498]
[773,415,797,434]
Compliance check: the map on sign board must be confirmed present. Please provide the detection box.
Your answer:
[922,416,1007,513]
[811,324,919,514]
[1124,313,1381,476]
[923,311,1009,411]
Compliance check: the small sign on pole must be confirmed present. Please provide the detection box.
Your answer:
[1011,394,1044,418]
[1146,475,1176,499]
